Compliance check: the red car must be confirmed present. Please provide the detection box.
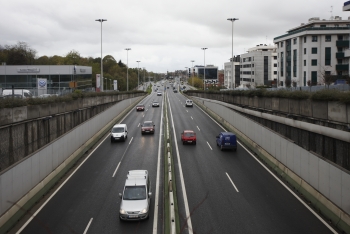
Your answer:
[141,121,155,134]
[181,130,196,145]
[136,104,145,111]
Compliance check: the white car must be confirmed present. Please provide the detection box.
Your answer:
[157,92,162,96]
[185,100,193,107]
[110,124,128,142]
[152,101,160,107]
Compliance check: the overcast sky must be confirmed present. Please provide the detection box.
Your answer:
[1,0,349,73]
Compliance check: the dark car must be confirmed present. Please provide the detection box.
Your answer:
[136,104,145,111]
[216,132,237,151]
[141,121,155,134]
[173,89,178,93]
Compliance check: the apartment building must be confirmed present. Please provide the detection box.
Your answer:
[274,16,350,87]
[239,44,277,87]
[224,56,240,89]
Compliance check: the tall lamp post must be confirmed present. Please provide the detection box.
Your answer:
[201,48,208,90]
[227,18,238,89]
[137,61,141,89]
[191,60,195,87]
[143,67,146,91]
[185,67,188,83]
[95,19,107,91]
[105,78,107,90]
[125,48,131,91]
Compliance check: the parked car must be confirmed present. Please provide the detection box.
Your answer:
[141,121,155,134]
[119,170,152,221]
[152,101,160,107]
[216,132,237,151]
[111,124,128,142]
[136,104,145,111]
[181,130,196,145]
[185,100,193,107]
[2,89,33,98]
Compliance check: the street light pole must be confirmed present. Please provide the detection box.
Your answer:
[125,48,131,91]
[191,60,194,87]
[201,48,208,90]
[227,18,238,89]
[95,19,107,92]
[137,61,141,89]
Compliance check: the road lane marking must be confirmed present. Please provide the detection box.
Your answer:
[206,142,212,150]
[83,218,93,234]
[197,126,200,131]
[143,114,145,117]
[168,95,193,234]
[186,110,188,112]
[138,123,140,127]
[226,173,239,192]
[112,162,121,178]
[112,137,133,177]
[190,116,193,120]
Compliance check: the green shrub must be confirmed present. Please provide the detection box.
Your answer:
[311,89,341,102]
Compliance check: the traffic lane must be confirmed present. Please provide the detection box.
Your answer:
[20,135,132,234]
[170,96,333,233]
[20,98,157,233]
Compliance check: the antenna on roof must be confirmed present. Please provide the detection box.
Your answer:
[330,6,334,20]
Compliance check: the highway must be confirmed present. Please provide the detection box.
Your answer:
[12,80,336,234]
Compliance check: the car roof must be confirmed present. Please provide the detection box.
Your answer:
[137,104,144,106]
[143,120,153,124]
[113,124,126,128]
[184,130,195,133]
[220,132,235,136]
[125,170,148,186]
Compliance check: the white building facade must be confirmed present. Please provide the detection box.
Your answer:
[274,17,350,87]
[224,56,240,89]
[239,44,277,87]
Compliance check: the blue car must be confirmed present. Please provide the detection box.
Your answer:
[216,132,237,151]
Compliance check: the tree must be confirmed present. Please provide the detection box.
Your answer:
[3,41,36,65]
[319,68,335,89]
[285,79,291,88]
[307,80,312,92]
[64,50,81,65]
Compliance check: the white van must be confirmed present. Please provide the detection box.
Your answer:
[2,89,33,98]
[119,170,151,221]
[110,124,128,142]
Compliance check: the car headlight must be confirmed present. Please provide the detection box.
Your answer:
[140,208,148,214]
[120,209,126,214]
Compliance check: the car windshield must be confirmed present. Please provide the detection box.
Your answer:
[143,122,153,127]
[123,186,146,200]
[187,100,192,103]
[112,127,124,133]
[185,132,195,137]
[137,105,144,107]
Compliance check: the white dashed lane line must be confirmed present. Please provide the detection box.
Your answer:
[197,126,200,131]
[226,172,239,192]
[206,141,212,150]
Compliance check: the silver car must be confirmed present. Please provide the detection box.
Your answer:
[119,170,152,221]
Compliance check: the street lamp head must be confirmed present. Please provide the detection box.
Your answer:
[191,60,195,62]
[125,48,131,51]
[201,48,208,50]
[227,18,239,22]
[95,19,107,22]
[136,60,140,63]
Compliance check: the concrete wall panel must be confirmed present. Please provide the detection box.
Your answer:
[279,99,289,113]
[286,141,294,171]
[0,170,12,214]
[341,172,350,214]
[0,108,12,126]
[312,101,328,120]
[293,145,301,177]
[318,159,330,198]
[300,99,312,117]
[280,137,287,165]
[308,153,319,190]
[300,149,309,183]
[328,101,347,123]
[31,154,40,186]
[12,162,24,203]
[329,165,342,208]
[289,100,300,115]
[271,98,279,111]
[12,107,27,123]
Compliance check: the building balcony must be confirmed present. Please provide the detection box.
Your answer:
[336,52,345,59]
[336,64,349,71]
[336,40,350,47]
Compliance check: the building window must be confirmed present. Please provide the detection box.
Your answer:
[311,59,317,66]
[311,71,317,85]
[304,48,306,54]
[281,42,284,47]
[293,38,297,44]
[304,37,306,43]
[274,56,277,60]
[312,47,317,54]
[304,60,306,66]
[274,71,277,75]
[274,63,277,67]
[252,71,254,75]
[325,47,331,65]
[320,25,326,27]
[325,35,331,42]
[312,36,318,42]
[304,71,306,86]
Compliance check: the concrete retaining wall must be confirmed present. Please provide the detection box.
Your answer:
[0,96,143,232]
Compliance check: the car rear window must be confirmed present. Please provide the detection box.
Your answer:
[123,186,146,200]
[185,132,195,137]
[144,122,153,127]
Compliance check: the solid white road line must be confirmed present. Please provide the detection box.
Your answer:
[197,126,200,131]
[226,172,239,192]
[206,142,212,150]
[138,123,140,127]
[112,162,121,178]
[83,218,93,234]
[168,95,193,234]
[152,93,164,234]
